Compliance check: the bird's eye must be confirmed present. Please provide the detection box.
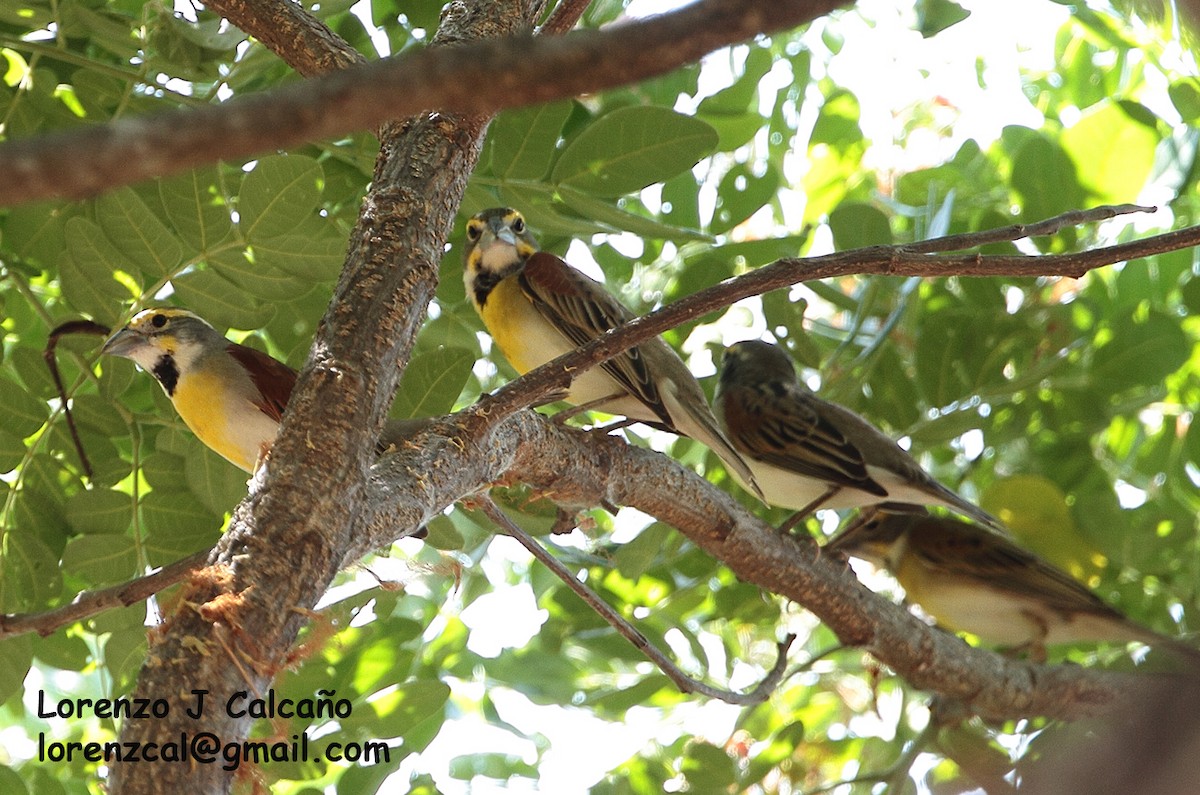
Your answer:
[512,216,525,234]
[150,313,167,328]
[466,222,482,242]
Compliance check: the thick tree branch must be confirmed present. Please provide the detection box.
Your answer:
[0,0,846,206]
[348,409,1175,724]
[108,1,534,792]
[202,0,366,76]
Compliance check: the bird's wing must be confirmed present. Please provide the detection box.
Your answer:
[519,252,673,428]
[226,342,297,423]
[726,381,887,497]
[913,528,1121,618]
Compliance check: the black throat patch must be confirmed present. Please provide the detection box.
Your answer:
[152,354,180,396]
[472,270,505,308]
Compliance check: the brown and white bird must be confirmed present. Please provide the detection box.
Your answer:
[462,207,760,497]
[715,339,1004,531]
[827,511,1200,661]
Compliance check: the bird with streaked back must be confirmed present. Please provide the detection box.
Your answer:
[462,207,761,498]
[827,510,1200,663]
[715,338,1005,532]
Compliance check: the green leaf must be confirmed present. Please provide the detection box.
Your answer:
[207,250,307,300]
[250,223,347,281]
[981,475,1098,579]
[1168,78,1200,122]
[239,154,323,241]
[0,429,22,474]
[393,346,475,418]
[104,629,148,695]
[1091,311,1189,391]
[614,523,670,580]
[0,376,46,437]
[0,532,62,611]
[1011,135,1085,222]
[0,637,33,708]
[348,680,450,739]
[916,0,970,37]
[3,201,67,267]
[184,448,248,516]
[1061,100,1157,204]
[140,489,216,534]
[489,101,573,180]
[829,201,893,248]
[711,163,780,235]
[94,186,184,278]
[59,239,131,326]
[65,489,131,534]
[158,167,234,252]
[557,188,709,242]
[172,268,274,329]
[61,535,140,584]
[552,107,718,197]
[810,90,862,146]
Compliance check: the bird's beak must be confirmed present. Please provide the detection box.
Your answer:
[494,227,518,247]
[480,223,518,252]
[100,327,143,359]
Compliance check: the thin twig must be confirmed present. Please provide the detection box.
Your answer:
[0,550,209,639]
[478,495,793,705]
[474,204,1182,423]
[901,203,1157,254]
[43,319,111,479]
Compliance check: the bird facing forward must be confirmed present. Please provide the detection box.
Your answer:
[715,339,1004,531]
[462,207,760,496]
[102,308,293,472]
[826,511,1200,662]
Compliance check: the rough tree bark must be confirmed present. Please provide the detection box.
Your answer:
[107,1,534,792]
[17,0,1179,791]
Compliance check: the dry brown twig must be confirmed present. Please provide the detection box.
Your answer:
[479,496,794,705]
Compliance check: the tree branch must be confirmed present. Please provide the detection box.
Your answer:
[479,495,793,705]
[0,551,207,639]
[107,0,533,791]
[0,0,846,205]
[348,409,1180,725]
[201,0,366,77]
[478,205,1190,421]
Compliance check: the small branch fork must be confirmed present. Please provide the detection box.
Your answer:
[476,203,1178,421]
[478,495,794,705]
[17,203,1187,643]
[0,551,207,638]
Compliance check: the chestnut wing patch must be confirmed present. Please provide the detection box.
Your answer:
[226,342,297,422]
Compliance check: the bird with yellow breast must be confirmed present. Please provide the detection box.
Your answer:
[462,207,760,498]
[102,307,420,473]
[827,511,1200,663]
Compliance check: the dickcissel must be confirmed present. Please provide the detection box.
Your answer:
[827,511,1200,661]
[102,308,419,473]
[715,339,1004,531]
[462,207,760,497]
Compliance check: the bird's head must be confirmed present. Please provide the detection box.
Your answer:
[825,511,917,565]
[719,339,799,393]
[462,207,540,307]
[101,308,220,377]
